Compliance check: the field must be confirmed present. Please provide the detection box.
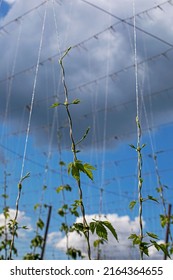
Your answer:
[0,0,173,260]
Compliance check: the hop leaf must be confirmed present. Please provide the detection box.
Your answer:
[72,99,80,104]
[129,200,137,210]
[50,102,60,108]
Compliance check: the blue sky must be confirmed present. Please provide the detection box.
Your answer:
[0,0,173,260]
[0,2,10,17]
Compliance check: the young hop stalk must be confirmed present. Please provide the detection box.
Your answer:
[136,117,144,260]
[9,173,30,259]
[133,0,144,260]
[59,47,91,260]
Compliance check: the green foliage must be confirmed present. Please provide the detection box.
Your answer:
[59,160,66,166]
[1,46,171,261]
[68,160,96,181]
[90,220,118,241]
[70,200,81,217]
[60,223,69,235]
[150,240,171,259]
[72,99,80,104]
[129,200,136,210]
[30,235,44,249]
[56,184,72,193]
[147,195,159,203]
[23,253,40,260]
[34,203,41,211]
[66,247,83,260]
[129,232,171,259]
[58,204,68,217]
[93,238,105,248]
[160,214,169,228]
[146,232,158,239]
[50,102,60,108]
[36,218,44,230]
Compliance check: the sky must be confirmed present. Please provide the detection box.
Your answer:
[0,0,173,260]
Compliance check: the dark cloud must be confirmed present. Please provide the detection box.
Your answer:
[1,0,173,151]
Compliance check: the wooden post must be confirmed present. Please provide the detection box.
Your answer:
[164,204,172,260]
[41,205,52,260]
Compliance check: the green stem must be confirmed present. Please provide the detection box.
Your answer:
[136,116,144,260]
[59,48,91,260]
[9,182,22,259]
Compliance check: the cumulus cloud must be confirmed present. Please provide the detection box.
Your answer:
[0,0,173,150]
[0,208,32,238]
[47,231,62,246]
[55,213,163,260]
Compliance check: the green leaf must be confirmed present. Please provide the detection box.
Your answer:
[37,218,44,230]
[73,223,84,232]
[75,160,85,172]
[146,232,159,239]
[147,195,159,203]
[128,233,141,245]
[150,241,171,258]
[66,247,83,260]
[22,226,28,230]
[140,242,149,256]
[2,194,8,199]
[101,220,118,241]
[156,187,162,193]
[129,144,136,149]
[129,200,137,210]
[31,235,43,249]
[90,220,118,241]
[58,208,66,217]
[93,239,105,248]
[83,163,96,180]
[34,203,41,211]
[90,221,108,240]
[157,243,171,259]
[50,102,60,108]
[70,208,79,217]
[160,214,168,228]
[56,184,72,193]
[71,163,80,181]
[96,223,108,240]
[150,240,160,251]
[89,222,97,234]
[72,99,80,104]
[59,160,66,166]
[170,245,173,255]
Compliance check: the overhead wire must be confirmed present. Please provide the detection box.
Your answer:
[2,42,173,125]
[80,0,173,48]
[20,1,48,180]
[1,1,173,85]
[0,21,22,143]
[0,0,51,33]
[0,0,172,252]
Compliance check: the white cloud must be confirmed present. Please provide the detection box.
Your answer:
[55,213,163,260]
[47,231,62,246]
[0,208,33,238]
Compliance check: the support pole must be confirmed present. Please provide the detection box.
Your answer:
[41,205,52,260]
[164,204,172,260]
